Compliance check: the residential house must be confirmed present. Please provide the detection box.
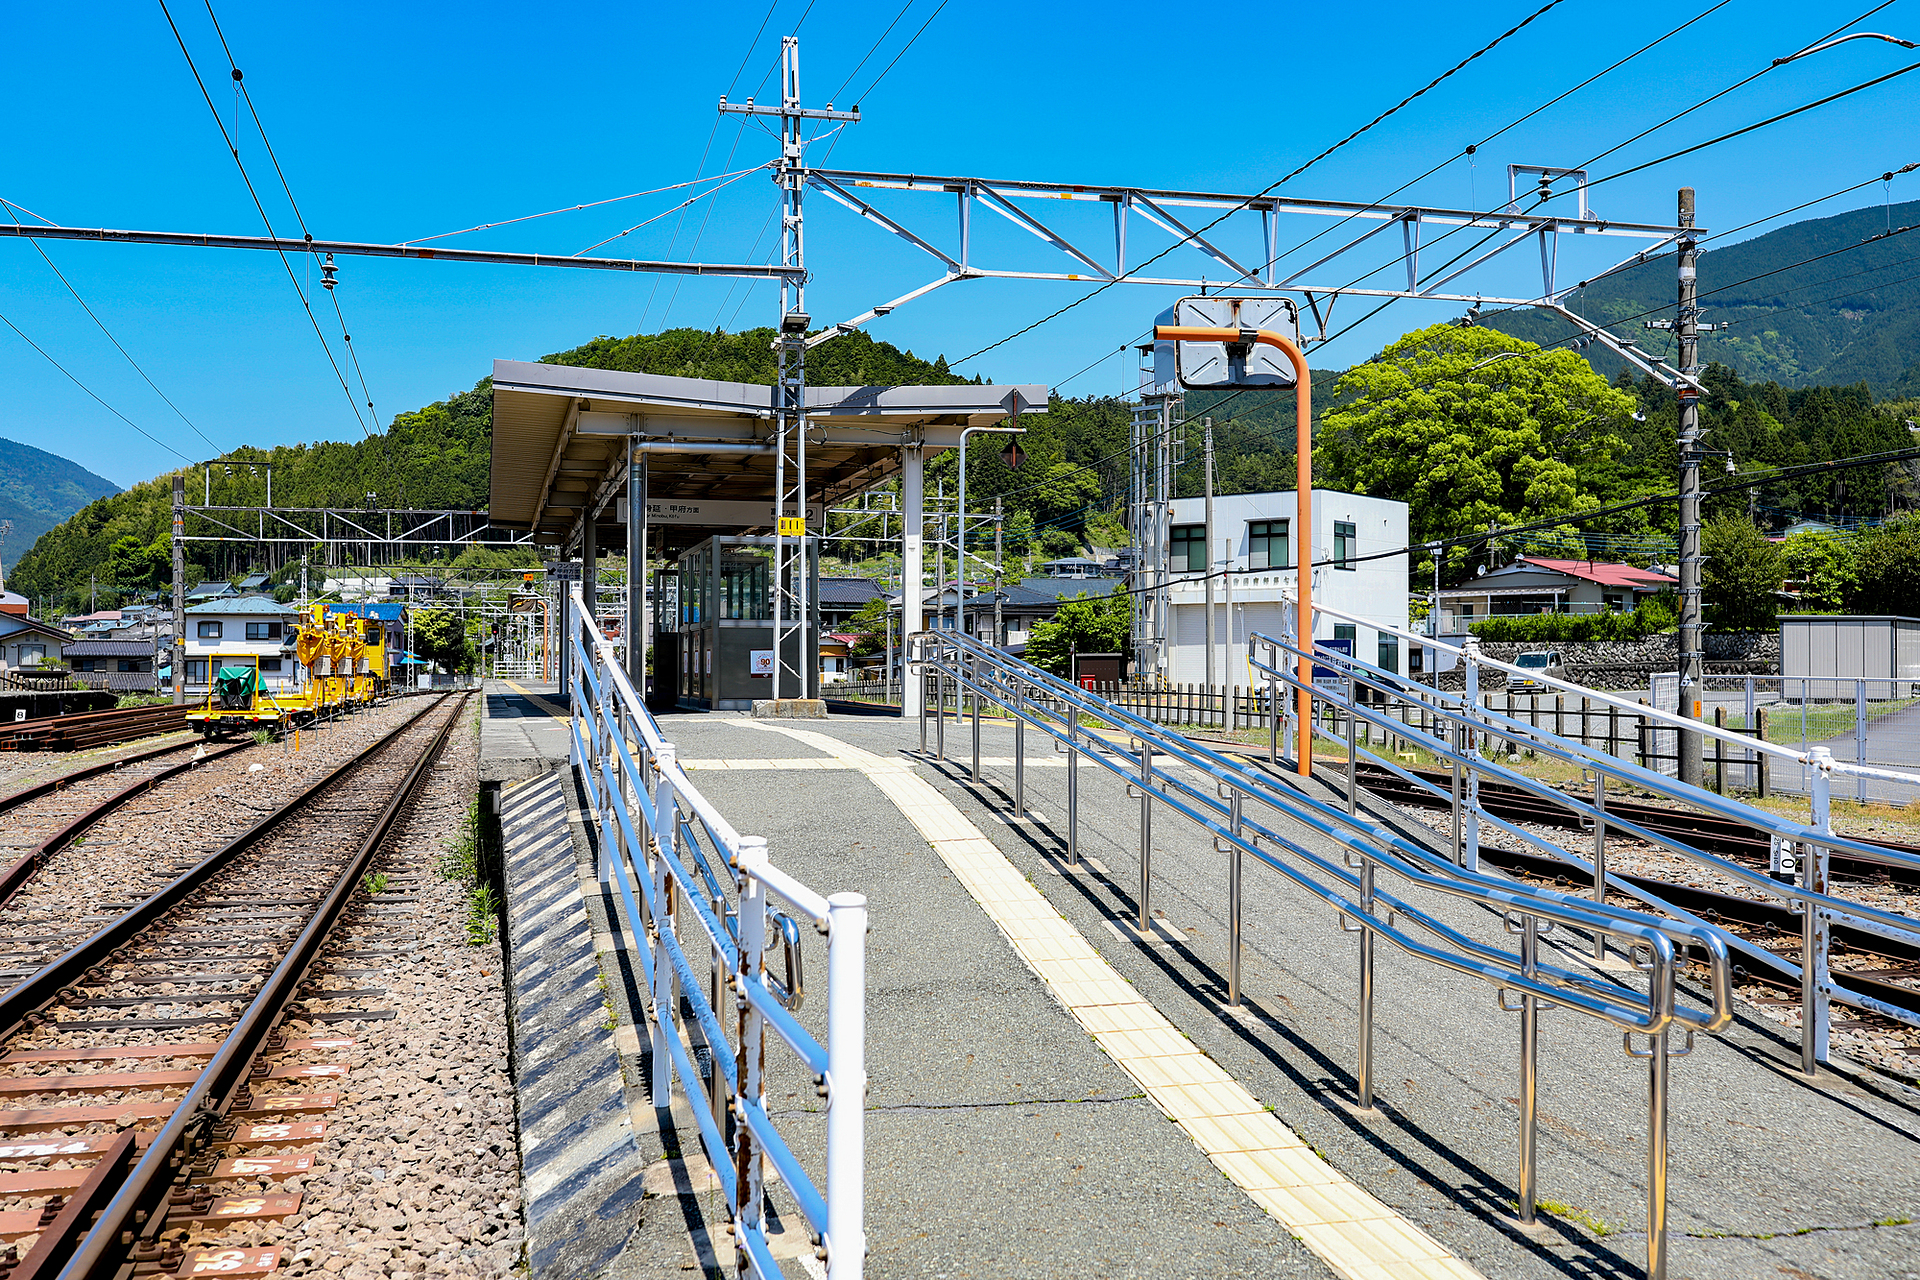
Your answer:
[185,581,239,607]
[1163,489,1410,686]
[0,615,74,672]
[0,592,26,619]
[182,597,301,695]
[1039,557,1106,579]
[63,639,158,693]
[1436,558,1676,634]
[817,578,888,631]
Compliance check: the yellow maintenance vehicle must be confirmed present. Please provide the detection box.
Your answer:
[188,604,376,738]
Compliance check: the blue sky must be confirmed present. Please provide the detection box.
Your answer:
[4,0,1917,488]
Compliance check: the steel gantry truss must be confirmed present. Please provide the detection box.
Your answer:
[176,505,534,556]
[798,163,1701,389]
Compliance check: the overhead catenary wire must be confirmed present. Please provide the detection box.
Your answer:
[947,0,1575,370]
[398,168,773,247]
[1305,7,1920,356]
[2,205,219,454]
[156,0,371,437]
[0,311,194,464]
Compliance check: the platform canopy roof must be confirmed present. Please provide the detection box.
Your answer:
[488,360,1047,549]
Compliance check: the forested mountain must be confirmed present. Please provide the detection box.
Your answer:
[0,439,119,569]
[12,329,974,615]
[1485,199,1920,393]
[16,304,1916,617]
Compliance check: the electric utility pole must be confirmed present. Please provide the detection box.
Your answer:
[719,36,858,704]
[1676,187,1704,787]
[1203,418,1216,693]
[171,476,186,705]
[993,496,1004,648]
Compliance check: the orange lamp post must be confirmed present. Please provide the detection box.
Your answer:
[1152,324,1314,775]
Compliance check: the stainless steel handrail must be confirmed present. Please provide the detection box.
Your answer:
[1248,622,1920,1084]
[567,587,867,1280]
[910,628,1732,1280]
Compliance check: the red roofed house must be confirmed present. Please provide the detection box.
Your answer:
[1437,557,1676,633]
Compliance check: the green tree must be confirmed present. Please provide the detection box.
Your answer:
[1316,323,1635,578]
[1702,516,1784,630]
[842,596,892,659]
[1024,592,1130,677]
[1850,512,1920,614]
[411,607,474,673]
[104,535,168,590]
[1004,510,1035,557]
[1779,532,1857,610]
[1037,528,1080,558]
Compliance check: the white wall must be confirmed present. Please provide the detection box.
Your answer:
[1163,489,1409,686]
[183,612,300,692]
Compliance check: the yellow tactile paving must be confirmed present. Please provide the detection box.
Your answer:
[503,681,570,720]
[737,721,1482,1280]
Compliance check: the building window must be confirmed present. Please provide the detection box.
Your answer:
[1603,592,1625,611]
[74,659,97,672]
[1332,623,1356,657]
[15,645,45,666]
[197,621,223,639]
[185,659,209,684]
[246,621,282,641]
[259,658,283,673]
[1248,520,1289,569]
[1169,524,1207,573]
[1333,521,1357,570]
[1460,604,1475,622]
[1378,633,1399,675]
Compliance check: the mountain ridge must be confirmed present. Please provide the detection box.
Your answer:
[1484,198,1920,393]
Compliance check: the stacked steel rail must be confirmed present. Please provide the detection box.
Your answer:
[0,693,463,1278]
[0,705,188,753]
[910,627,1733,1280]
[564,586,869,1280]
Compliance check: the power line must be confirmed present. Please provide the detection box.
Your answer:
[398,167,772,247]
[1302,6,1920,355]
[156,0,370,437]
[0,310,194,464]
[948,0,1574,369]
[3,207,219,454]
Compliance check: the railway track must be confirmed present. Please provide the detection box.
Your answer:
[1351,762,1920,887]
[0,690,465,1277]
[0,738,253,916]
[0,705,191,754]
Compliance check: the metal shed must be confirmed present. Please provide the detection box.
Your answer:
[1778,615,1920,698]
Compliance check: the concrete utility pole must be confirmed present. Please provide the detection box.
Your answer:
[1203,419,1216,693]
[993,496,1004,648]
[171,476,186,705]
[1676,187,1704,787]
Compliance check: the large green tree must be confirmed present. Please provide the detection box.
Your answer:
[1023,592,1130,676]
[1316,324,1635,579]
[1702,516,1784,631]
[1850,512,1920,614]
[1779,532,1856,610]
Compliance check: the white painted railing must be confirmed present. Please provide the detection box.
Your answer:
[566,587,866,1279]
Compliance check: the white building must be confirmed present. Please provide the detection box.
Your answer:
[182,597,302,695]
[1162,489,1409,686]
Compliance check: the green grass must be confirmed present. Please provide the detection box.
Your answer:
[362,871,391,896]
[439,800,499,945]
[1724,696,1919,745]
[1534,1199,1617,1237]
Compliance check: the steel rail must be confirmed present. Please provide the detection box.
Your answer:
[28,693,465,1280]
[0,739,252,915]
[0,695,441,1037]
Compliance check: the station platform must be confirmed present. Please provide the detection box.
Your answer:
[484,687,1920,1279]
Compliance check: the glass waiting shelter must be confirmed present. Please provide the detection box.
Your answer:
[666,535,820,709]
